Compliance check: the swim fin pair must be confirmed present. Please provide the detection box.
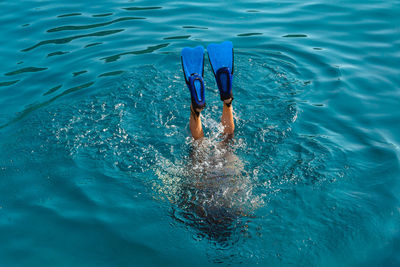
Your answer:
[181,41,234,112]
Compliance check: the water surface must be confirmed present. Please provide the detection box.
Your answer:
[0,0,399,266]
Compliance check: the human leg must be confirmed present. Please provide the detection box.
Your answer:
[221,98,234,135]
[190,105,204,140]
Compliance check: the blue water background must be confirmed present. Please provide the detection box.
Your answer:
[1,0,400,266]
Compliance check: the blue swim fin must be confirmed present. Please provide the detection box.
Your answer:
[181,46,206,110]
[207,41,234,102]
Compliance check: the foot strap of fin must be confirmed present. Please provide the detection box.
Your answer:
[215,67,233,101]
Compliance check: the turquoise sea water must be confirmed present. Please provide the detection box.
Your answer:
[1,0,400,266]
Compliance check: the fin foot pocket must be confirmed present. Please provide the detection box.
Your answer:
[188,74,206,110]
[216,67,233,101]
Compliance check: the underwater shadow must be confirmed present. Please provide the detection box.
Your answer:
[167,137,257,245]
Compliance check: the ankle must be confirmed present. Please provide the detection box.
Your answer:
[191,105,201,118]
[223,98,233,107]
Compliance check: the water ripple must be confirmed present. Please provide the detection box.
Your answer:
[182,25,208,29]
[84,42,102,48]
[57,13,82,18]
[282,34,308,38]
[92,13,113,18]
[0,80,19,87]
[43,85,62,96]
[122,6,162,11]
[72,70,87,77]
[163,35,191,40]
[237,33,262,37]
[47,51,69,57]
[101,43,169,63]
[0,81,94,129]
[99,71,124,77]
[47,17,145,33]
[5,67,47,76]
[22,29,124,52]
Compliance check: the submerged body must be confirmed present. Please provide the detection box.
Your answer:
[177,139,254,242]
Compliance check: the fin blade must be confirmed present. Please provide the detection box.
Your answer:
[207,41,233,75]
[181,46,204,82]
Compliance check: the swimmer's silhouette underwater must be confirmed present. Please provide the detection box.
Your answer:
[177,41,255,242]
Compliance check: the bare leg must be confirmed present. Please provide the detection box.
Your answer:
[221,98,234,136]
[190,105,204,140]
